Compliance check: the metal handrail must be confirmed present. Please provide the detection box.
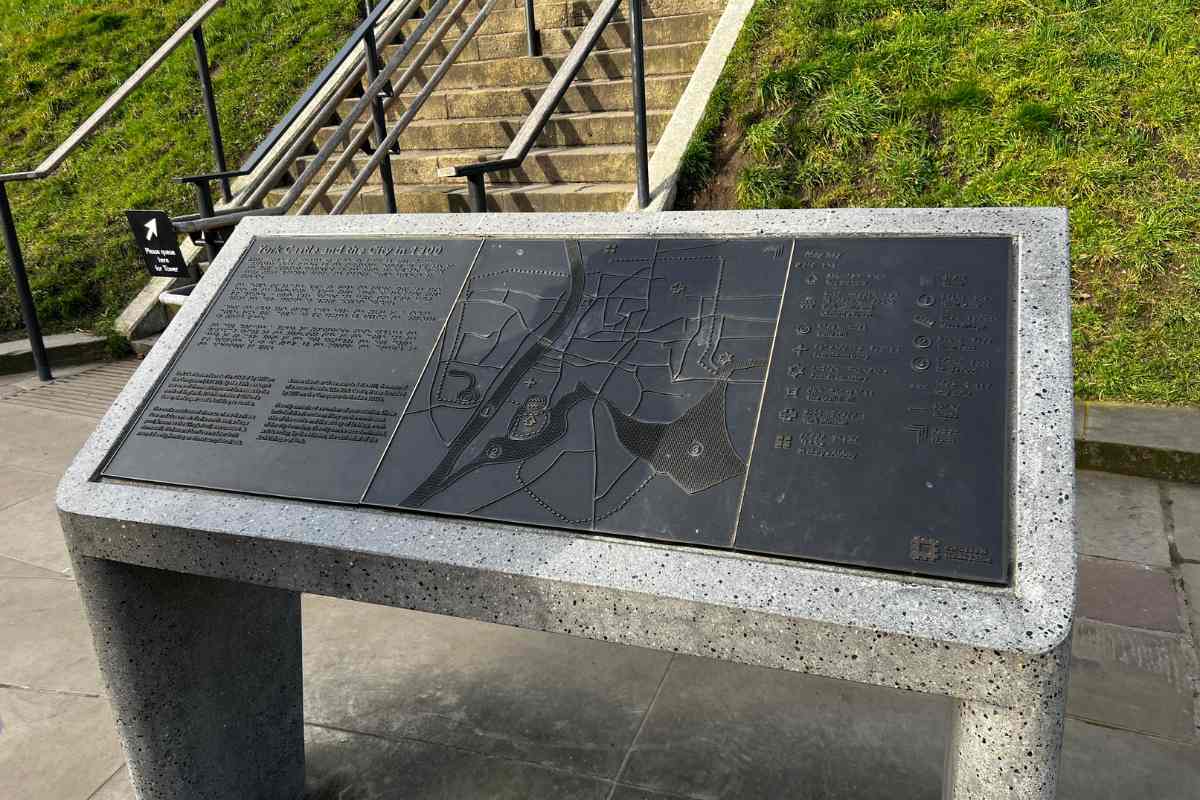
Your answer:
[2,0,530,382]
[173,0,418,233]
[175,0,448,232]
[297,0,477,215]
[318,0,500,215]
[0,0,227,184]
[0,0,230,381]
[441,0,652,210]
[177,0,405,193]
[240,0,399,177]
[178,0,499,233]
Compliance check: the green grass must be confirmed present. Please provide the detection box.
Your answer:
[0,0,361,336]
[681,0,1200,405]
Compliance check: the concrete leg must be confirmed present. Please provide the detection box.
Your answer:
[72,555,304,800]
[942,694,1067,800]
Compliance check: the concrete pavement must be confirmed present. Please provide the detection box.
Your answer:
[1,360,1197,799]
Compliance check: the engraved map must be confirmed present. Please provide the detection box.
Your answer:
[365,238,786,547]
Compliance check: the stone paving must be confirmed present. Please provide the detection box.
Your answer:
[0,361,1197,799]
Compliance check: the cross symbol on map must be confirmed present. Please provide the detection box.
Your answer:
[523,376,538,388]
[603,244,618,254]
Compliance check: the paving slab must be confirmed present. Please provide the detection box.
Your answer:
[0,490,71,575]
[1076,556,1182,632]
[1067,619,1198,743]
[1167,482,1200,563]
[88,767,133,800]
[0,465,57,511]
[0,406,97,474]
[0,361,126,397]
[1182,564,1200,643]
[1059,718,1200,800]
[610,787,698,800]
[302,595,672,778]
[618,654,948,800]
[0,554,67,579]
[0,688,124,800]
[1076,470,1171,566]
[0,575,103,695]
[304,724,611,799]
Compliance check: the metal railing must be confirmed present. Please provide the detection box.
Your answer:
[441,0,651,211]
[0,0,416,381]
[177,0,500,235]
[0,0,229,381]
[2,0,550,382]
[174,0,414,257]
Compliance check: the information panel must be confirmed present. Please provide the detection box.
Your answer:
[102,235,1012,583]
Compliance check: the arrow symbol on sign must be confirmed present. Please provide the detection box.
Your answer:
[143,217,158,242]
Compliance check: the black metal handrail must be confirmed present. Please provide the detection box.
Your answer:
[175,0,405,202]
[0,0,424,381]
[441,0,652,211]
[0,0,227,185]
[2,0,552,382]
[174,0,442,231]
[177,0,500,234]
[0,0,229,380]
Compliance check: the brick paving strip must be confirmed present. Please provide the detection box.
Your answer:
[0,359,1197,799]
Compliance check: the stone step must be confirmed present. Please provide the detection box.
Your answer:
[343,73,690,121]
[398,0,724,40]
[381,13,717,65]
[317,107,669,149]
[0,332,110,377]
[297,143,648,186]
[433,40,701,91]
[273,181,634,213]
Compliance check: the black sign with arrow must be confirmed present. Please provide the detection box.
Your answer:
[126,210,190,278]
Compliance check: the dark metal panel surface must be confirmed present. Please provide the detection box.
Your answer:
[102,236,483,502]
[734,237,1011,582]
[363,238,788,546]
[102,235,1012,584]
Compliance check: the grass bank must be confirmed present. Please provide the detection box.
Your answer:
[0,0,361,338]
[681,0,1200,405]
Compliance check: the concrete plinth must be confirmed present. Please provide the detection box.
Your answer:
[59,210,1076,799]
[69,555,304,799]
[944,639,1072,799]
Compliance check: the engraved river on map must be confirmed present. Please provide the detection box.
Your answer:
[365,238,790,547]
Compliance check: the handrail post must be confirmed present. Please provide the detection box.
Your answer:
[628,0,650,208]
[181,178,219,272]
[362,9,399,214]
[466,174,488,212]
[524,0,541,57]
[0,182,52,381]
[191,25,232,203]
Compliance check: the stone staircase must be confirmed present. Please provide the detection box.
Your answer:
[278,0,725,213]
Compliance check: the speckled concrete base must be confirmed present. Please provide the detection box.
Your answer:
[945,639,1072,799]
[68,553,304,799]
[59,210,1075,799]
